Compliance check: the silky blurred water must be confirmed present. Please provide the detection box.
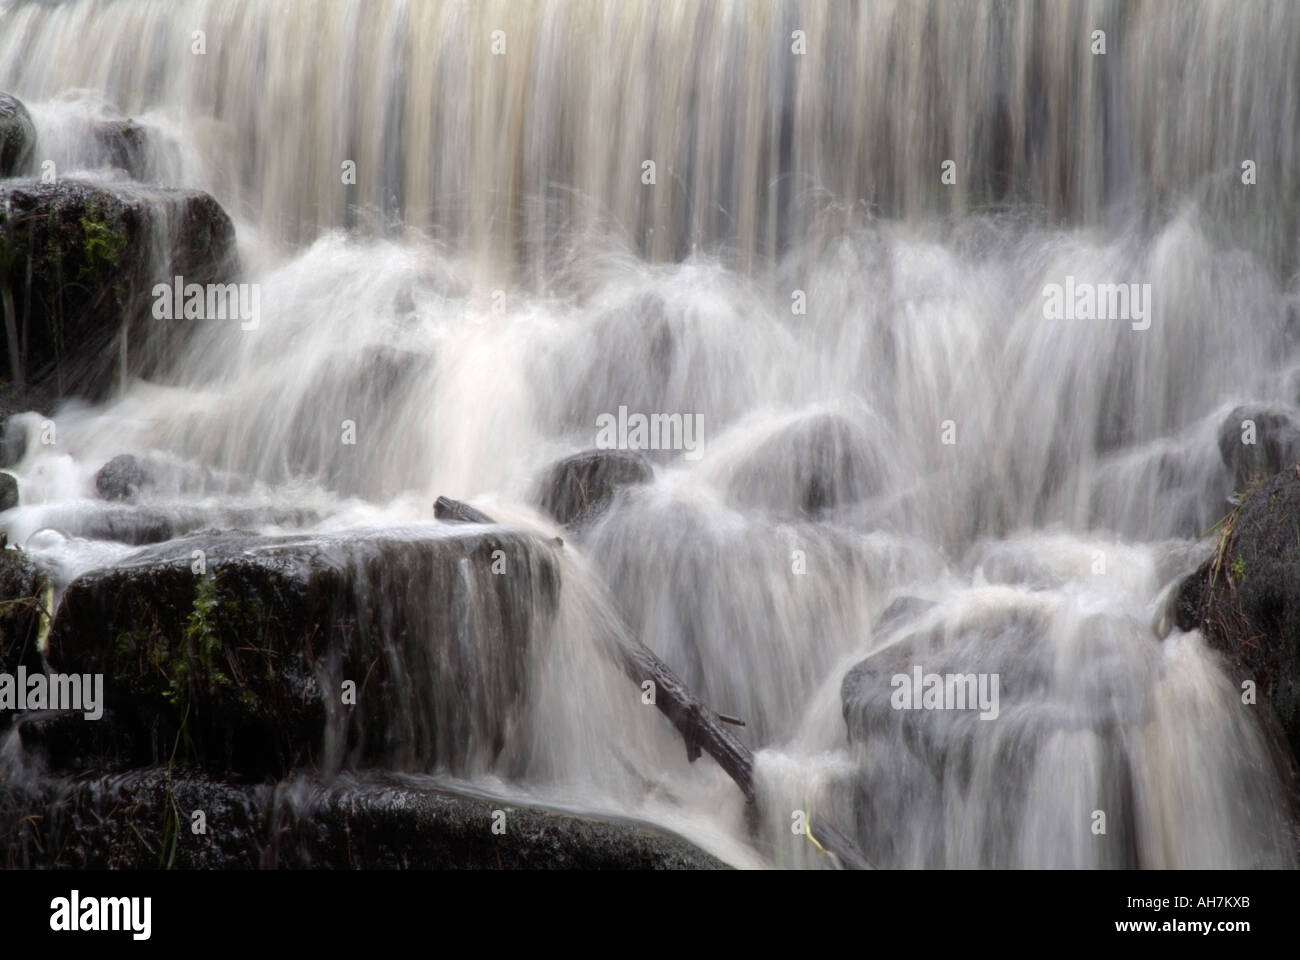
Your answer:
[1,0,1297,867]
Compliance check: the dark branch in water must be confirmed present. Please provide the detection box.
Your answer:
[432,493,874,868]
[433,496,496,524]
[434,493,757,804]
[616,636,756,804]
[809,816,874,870]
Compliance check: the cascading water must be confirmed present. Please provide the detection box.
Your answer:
[1,0,1298,868]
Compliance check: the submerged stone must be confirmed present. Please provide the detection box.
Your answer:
[725,412,885,518]
[534,448,653,528]
[91,118,154,180]
[837,600,1159,866]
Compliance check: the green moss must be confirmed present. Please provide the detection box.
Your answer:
[169,573,234,707]
[109,572,241,710]
[78,203,126,274]
[77,201,128,306]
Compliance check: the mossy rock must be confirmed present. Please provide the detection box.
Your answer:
[1176,466,1300,765]
[0,178,239,401]
[1216,404,1300,494]
[44,529,561,779]
[0,768,728,870]
[0,544,47,682]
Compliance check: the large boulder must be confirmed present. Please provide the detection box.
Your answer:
[0,768,728,870]
[0,178,240,402]
[534,448,653,528]
[1176,465,1300,764]
[0,94,35,177]
[831,594,1205,867]
[43,528,561,779]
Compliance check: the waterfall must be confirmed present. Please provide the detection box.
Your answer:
[3,0,1296,266]
[1,0,1297,867]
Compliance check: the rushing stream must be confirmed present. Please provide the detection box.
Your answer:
[1,0,1298,867]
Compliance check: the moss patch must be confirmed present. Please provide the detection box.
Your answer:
[1176,466,1300,764]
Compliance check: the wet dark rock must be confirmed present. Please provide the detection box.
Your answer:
[0,402,51,466]
[94,453,153,501]
[434,495,495,524]
[44,528,561,779]
[34,503,175,546]
[0,178,240,402]
[0,93,35,177]
[1175,466,1300,764]
[0,769,728,869]
[0,545,47,682]
[1216,404,1300,493]
[14,707,146,772]
[726,412,884,517]
[535,448,653,528]
[91,119,152,180]
[0,471,16,511]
